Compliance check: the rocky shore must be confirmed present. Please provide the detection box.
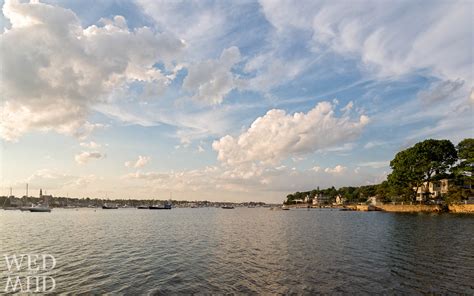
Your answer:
[344,204,474,214]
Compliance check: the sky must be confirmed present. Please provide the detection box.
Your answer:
[0,0,473,203]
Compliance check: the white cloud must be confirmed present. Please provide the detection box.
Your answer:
[341,101,354,113]
[120,163,386,201]
[75,151,106,164]
[212,101,369,166]
[125,155,151,168]
[310,166,321,172]
[0,0,185,141]
[24,169,98,190]
[123,171,170,181]
[259,0,473,83]
[183,46,241,105]
[358,161,389,169]
[243,53,308,93]
[324,165,347,175]
[136,0,228,58]
[291,155,306,162]
[73,175,99,187]
[417,79,465,104]
[364,141,386,149]
[80,141,101,149]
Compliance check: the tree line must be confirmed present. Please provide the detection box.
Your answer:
[286,138,473,205]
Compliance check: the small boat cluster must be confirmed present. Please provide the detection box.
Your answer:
[2,187,51,212]
[102,202,173,210]
[138,203,172,210]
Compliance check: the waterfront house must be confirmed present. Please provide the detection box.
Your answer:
[368,195,383,206]
[313,194,333,205]
[414,179,449,201]
[333,195,346,205]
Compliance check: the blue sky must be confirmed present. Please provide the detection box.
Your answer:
[0,0,472,202]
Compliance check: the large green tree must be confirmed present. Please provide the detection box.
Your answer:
[448,138,474,202]
[455,138,474,178]
[387,139,457,201]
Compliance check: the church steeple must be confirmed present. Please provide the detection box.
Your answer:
[40,188,43,198]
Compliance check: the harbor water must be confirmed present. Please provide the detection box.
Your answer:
[1,208,473,294]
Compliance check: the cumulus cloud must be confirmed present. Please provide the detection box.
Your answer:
[75,151,106,164]
[0,0,185,141]
[125,155,151,168]
[183,46,241,105]
[324,165,347,174]
[212,101,369,166]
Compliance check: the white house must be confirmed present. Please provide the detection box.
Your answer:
[333,195,345,205]
[414,179,449,201]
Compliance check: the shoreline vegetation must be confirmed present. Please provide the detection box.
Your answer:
[285,138,474,214]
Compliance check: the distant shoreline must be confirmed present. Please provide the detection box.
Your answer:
[284,203,474,214]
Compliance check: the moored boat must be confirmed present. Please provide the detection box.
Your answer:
[29,189,52,212]
[102,203,118,209]
[149,203,171,210]
[221,205,235,209]
[20,205,34,211]
[29,205,51,213]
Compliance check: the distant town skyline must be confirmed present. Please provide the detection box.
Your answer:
[1,0,473,202]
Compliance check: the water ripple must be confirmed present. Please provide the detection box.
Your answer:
[0,208,473,294]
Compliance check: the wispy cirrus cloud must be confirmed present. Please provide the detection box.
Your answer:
[357,161,389,169]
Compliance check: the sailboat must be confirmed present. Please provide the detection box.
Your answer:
[3,188,19,210]
[29,189,51,212]
[102,203,118,209]
[20,184,34,211]
[102,192,118,209]
[29,205,51,212]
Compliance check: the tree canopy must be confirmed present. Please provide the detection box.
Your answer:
[455,138,474,177]
[388,139,457,200]
[286,138,471,204]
